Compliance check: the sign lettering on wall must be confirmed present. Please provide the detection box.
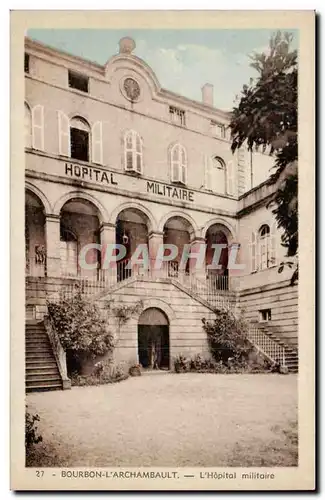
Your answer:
[63,163,195,203]
[147,181,194,202]
[65,163,118,185]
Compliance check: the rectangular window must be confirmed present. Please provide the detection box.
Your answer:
[68,70,89,93]
[24,53,30,74]
[169,106,186,126]
[211,121,225,139]
[259,309,272,322]
[70,128,89,162]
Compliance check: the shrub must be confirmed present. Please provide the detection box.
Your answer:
[25,408,43,449]
[71,362,128,386]
[129,364,142,377]
[47,288,114,375]
[174,354,190,373]
[202,309,252,364]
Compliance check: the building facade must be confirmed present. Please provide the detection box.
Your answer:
[24,36,298,388]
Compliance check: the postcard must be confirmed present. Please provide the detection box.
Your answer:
[10,9,315,491]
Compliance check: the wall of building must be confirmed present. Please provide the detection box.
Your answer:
[99,279,216,368]
[239,280,298,348]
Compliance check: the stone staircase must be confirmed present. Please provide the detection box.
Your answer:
[25,321,63,392]
[250,322,298,373]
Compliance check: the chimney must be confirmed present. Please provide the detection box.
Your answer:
[201,83,214,106]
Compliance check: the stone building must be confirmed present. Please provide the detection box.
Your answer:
[24,36,298,390]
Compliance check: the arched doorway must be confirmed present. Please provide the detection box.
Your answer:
[138,308,170,370]
[163,216,194,277]
[60,198,101,277]
[25,190,46,277]
[115,208,149,281]
[205,224,230,290]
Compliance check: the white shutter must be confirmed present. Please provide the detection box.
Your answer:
[58,111,70,156]
[181,163,186,184]
[92,121,103,165]
[226,160,234,195]
[204,155,211,189]
[32,105,44,150]
[270,223,277,266]
[251,231,257,272]
[136,153,142,173]
[171,145,178,182]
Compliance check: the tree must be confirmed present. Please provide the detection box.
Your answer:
[230,31,298,283]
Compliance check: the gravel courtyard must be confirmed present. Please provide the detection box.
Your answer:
[26,373,298,467]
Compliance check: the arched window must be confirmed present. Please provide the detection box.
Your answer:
[124,130,143,174]
[24,103,32,149]
[259,225,271,270]
[251,224,276,272]
[210,156,226,193]
[170,144,187,184]
[70,117,90,162]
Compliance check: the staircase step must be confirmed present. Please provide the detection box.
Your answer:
[26,382,62,392]
[26,353,54,359]
[26,373,61,382]
[26,359,57,365]
[26,367,59,375]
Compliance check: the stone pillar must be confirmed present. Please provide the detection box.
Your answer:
[148,231,164,278]
[100,223,117,285]
[45,215,61,277]
[188,237,206,281]
[227,242,244,291]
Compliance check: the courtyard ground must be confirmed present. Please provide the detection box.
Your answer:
[26,373,298,467]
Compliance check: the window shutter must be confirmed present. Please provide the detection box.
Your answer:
[32,105,44,150]
[136,153,142,173]
[58,111,70,156]
[270,223,277,266]
[126,151,133,170]
[181,163,186,184]
[92,121,103,165]
[135,134,142,173]
[171,145,178,182]
[251,231,257,272]
[25,104,32,148]
[204,155,211,189]
[171,161,178,182]
[226,160,234,195]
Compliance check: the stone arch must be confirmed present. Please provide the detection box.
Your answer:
[201,217,236,241]
[67,112,92,127]
[110,201,157,233]
[106,54,161,96]
[53,190,109,223]
[25,182,52,214]
[137,298,176,323]
[158,211,198,236]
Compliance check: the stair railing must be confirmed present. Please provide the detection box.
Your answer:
[44,316,71,389]
[247,324,286,367]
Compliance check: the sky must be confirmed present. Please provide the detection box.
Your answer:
[27,29,298,111]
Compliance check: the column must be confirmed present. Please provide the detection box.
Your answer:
[148,231,164,278]
[100,222,117,285]
[188,236,207,281]
[45,214,61,277]
[227,242,244,292]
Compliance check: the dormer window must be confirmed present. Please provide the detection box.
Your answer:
[211,121,225,139]
[68,70,89,93]
[169,106,186,126]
